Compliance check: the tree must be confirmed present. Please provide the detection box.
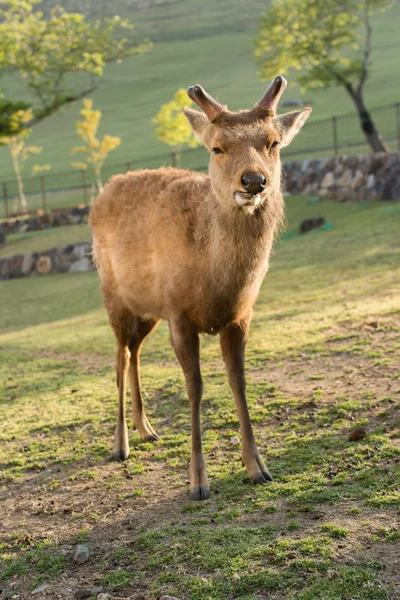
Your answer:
[71,99,120,196]
[0,0,151,135]
[0,109,42,212]
[153,88,200,167]
[254,0,394,153]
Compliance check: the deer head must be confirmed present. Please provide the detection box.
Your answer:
[184,76,311,214]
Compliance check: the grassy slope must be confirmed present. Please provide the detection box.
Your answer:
[0,196,399,598]
[0,223,90,259]
[0,0,399,188]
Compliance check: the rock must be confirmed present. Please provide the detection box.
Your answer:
[97,594,112,600]
[366,174,375,189]
[75,588,103,599]
[159,596,182,600]
[299,217,326,234]
[31,583,48,595]
[230,435,240,445]
[22,253,34,276]
[348,426,366,442]
[73,544,89,564]
[343,555,356,566]
[36,255,52,275]
[321,172,335,188]
[18,222,30,233]
[0,258,10,279]
[351,170,365,190]
[69,257,91,272]
[73,244,87,260]
[9,254,24,278]
[337,169,353,187]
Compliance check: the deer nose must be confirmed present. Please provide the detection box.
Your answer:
[241,172,267,195]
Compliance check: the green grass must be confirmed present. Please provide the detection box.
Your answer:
[0,195,399,598]
[0,0,399,198]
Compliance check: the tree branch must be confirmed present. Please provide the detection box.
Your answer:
[23,83,98,129]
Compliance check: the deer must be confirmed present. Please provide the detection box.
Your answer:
[90,75,311,500]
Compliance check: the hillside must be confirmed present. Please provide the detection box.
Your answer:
[0,0,399,188]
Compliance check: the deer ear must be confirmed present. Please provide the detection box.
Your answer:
[184,107,208,139]
[273,107,312,147]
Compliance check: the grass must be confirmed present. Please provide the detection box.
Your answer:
[0,195,399,598]
[0,0,399,197]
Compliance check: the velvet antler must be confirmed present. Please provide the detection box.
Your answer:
[187,85,226,121]
[255,75,287,114]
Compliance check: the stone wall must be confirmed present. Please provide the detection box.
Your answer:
[0,242,95,280]
[1,205,90,236]
[283,152,400,202]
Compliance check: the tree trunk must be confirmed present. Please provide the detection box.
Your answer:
[349,88,388,153]
[12,152,27,213]
[171,150,181,168]
[95,169,104,194]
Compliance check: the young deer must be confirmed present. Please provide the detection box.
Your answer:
[90,76,311,500]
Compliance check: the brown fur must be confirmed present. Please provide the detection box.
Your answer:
[90,82,311,500]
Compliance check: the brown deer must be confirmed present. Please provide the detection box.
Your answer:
[90,76,311,500]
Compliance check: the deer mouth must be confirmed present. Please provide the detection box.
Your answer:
[234,191,263,208]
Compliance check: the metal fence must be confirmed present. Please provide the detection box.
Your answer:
[1,102,399,219]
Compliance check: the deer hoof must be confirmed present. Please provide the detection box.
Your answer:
[142,432,160,442]
[250,470,273,484]
[191,485,210,501]
[113,448,130,462]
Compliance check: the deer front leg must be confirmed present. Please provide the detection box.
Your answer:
[169,318,209,501]
[114,343,131,461]
[220,320,272,484]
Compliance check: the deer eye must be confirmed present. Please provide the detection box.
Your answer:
[270,141,280,151]
[212,147,223,155]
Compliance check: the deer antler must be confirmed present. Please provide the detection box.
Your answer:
[256,75,287,114]
[187,85,226,121]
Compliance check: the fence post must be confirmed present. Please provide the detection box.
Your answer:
[126,162,132,172]
[2,182,9,219]
[396,103,400,153]
[40,176,47,213]
[81,170,88,206]
[332,116,338,156]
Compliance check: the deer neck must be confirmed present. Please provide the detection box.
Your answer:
[206,187,283,290]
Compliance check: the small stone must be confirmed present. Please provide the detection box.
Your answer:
[232,573,240,581]
[159,596,182,600]
[97,595,112,600]
[230,435,240,445]
[343,555,356,566]
[73,544,89,564]
[32,583,48,595]
[349,426,366,442]
[299,217,325,234]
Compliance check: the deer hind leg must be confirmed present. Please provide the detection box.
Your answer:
[128,316,160,441]
[170,317,209,501]
[220,320,273,484]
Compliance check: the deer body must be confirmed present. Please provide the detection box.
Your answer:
[92,168,277,333]
[90,76,311,500]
